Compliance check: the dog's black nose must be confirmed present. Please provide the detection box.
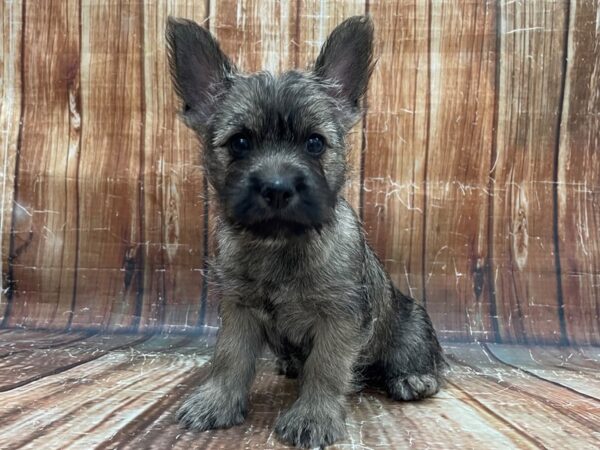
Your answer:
[260,179,295,210]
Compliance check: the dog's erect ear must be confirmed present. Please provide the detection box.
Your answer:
[314,16,374,108]
[166,17,235,127]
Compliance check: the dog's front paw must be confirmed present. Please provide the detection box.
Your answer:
[177,381,247,431]
[387,373,440,401]
[275,400,347,448]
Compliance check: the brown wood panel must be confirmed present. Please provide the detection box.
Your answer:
[3,336,599,449]
[500,344,600,375]
[486,343,600,399]
[211,0,297,74]
[4,1,80,329]
[446,343,600,448]
[424,1,496,341]
[529,346,600,376]
[0,329,91,357]
[139,1,208,331]
[557,0,600,345]
[491,0,567,345]
[0,0,22,322]
[0,0,598,342]
[71,0,144,329]
[0,335,210,449]
[0,333,146,392]
[296,1,366,211]
[576,347,600,372]
[364,1,429,302]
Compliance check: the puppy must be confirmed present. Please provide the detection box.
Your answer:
[166,15,445,448]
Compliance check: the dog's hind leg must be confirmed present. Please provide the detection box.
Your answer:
[374,289,446,401]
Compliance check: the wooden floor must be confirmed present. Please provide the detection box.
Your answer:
[0,330,598,449]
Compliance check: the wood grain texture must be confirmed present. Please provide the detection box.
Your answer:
[446,343,600,448]
[363,0,430,303]
[491,0,568,344]
[210,0,296,74]
[0,335,211,449]
[0,333,598,449]
[424,0,496,341]
[557,0,600,345]
[0,333,146,392]
[71,0,144,330]
[0,329,90,357]
[0,0,22,322]
[140,1,208,332]
[4,0,80,329]
[486,343,600,399]
[0,1,598,343]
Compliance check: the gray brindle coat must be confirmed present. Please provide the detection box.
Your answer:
[166,15,445,448]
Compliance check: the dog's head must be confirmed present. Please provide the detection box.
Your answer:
[166,16,374,237]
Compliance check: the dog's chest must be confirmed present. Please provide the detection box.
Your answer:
[226,247,321,310]
[218,232,329,295]
[237,265,321,348]
[217,237,335,343]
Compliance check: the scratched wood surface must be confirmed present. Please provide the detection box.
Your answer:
[140,1,208,332]
[0,0,599,344]
[363,0,429,305]
[491,0,568,345]
[2,1,80,329]
[0,0,22,323]
[556,0,600,345]
[71,0,145,330]
[0,330,598,449]
[422,0,496,342]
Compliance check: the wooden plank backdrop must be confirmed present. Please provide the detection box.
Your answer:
[0,0,598,344]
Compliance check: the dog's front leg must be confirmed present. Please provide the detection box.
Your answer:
[177,300,264,431]
[275,317,360,448]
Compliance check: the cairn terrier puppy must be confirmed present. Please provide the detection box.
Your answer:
[167,15,444,448]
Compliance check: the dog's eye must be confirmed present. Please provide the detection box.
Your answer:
[305,134,325,156]
[229,133,252,156]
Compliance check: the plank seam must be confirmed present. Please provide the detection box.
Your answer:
[552,0,571,346]
[446,379,547,449]
[485,0,502,343]
[133,0,147,331]
[66,0,83,331]
[1,0,27,329]
[0,331,97,359]
[481,342,600,402]
[421,0,432,309]
[0,335,150,393]
[446,349,600,433]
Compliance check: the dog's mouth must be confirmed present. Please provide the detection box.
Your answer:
[235,217,319,238]
[226,196,334,239]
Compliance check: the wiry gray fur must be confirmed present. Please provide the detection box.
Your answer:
[166,15,445,448]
